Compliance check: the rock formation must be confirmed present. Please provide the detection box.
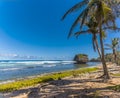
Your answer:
[74,54,89,64]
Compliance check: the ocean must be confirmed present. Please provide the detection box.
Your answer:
[0,60,100,83]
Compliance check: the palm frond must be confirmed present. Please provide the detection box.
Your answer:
[101,30,106,38]
[100,1,116,27]
[80,8,89,30]
[74,30,89,38]
[67,8,89,38]
[102,1,112,20]
[107,0,120,18]
[61,0,88,20]
[103,26,120,31]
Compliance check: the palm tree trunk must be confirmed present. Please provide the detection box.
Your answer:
[99,28,110,79]
[94,36,102,59]
[113,49,117,64]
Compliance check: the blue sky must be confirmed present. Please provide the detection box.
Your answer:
[0,0,119,60]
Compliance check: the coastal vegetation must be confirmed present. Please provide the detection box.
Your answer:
[105,38,120,64]
[62,0,120,79]
[90,58,101,62]
[105,51,120,65]
[0,67,98,92]
[90,51,120,64]
[108,85,120,92]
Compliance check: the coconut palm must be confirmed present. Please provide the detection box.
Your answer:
[105,38,120,64]
[62,0,120,79]
[75,16,102,59]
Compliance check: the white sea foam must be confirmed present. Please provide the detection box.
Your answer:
[0,60,75,71]
[42,64,56,67]
[0,60,75,65]
[15,61,45,65]
[60,61,76,64]
[0,68,23,71]
[0,80,15,84]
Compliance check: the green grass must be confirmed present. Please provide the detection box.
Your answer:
[0,67,98,92]
[111,73,120,76]
[107,85,120,92]
[93,90,101,98]
[107,73,120,92]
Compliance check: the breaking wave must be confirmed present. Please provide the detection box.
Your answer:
[0,60,76,71]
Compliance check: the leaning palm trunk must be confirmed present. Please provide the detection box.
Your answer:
[94,37,102,59]
[99,26,110,79]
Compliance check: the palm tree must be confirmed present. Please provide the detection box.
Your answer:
[75,16,102,59]
[62,0,120,79]
[105,38,120,64]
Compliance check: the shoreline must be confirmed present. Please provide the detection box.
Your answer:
[0,62,101,85]
[2,62,120,98]
[0,67,99,92]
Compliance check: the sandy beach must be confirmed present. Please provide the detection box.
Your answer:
[0,0,120,97]
[1,63,120,98]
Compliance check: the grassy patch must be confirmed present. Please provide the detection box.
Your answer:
[93,90,101,98]
[0,67,98,92]
[108,85,120,92]
[111,73,120,76]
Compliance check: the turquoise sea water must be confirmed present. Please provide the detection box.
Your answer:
[0,60,100,82]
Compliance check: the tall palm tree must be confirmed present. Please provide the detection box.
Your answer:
[75,16,102,59]
[105,38,120,64]
[62,0,120,79]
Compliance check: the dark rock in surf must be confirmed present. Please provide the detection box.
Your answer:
[74,54,89,64]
